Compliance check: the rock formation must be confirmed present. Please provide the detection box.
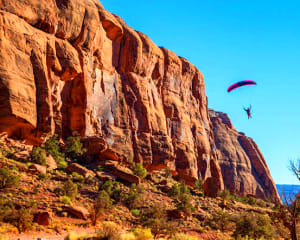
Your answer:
[0,0,223,195]
[0,0,280,202]
[209,109,280,203]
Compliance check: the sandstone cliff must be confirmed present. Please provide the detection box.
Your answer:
[0,0,280,202]
[0,0,224,194]
[209,109,280,203]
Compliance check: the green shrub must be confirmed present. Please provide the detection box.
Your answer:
[169,183,181,198]
[132,163,147,180]
[168,182,193,216]
[57,160,68,169]
[62,180,78,200]
[0,235,8,240]
[45,134,65,162]
[97,221,121,240]
[60,195,71,205]
[176,191,194,216]
[64,136,86,160]
[89,190,113,226]
[133,228,153,240]
[233,213,277,239]
[97,166,105,172]
[30,146,47,166]
[210,209,234,232]
[123,184,144,209]
[1,202,34,233]
[163,167,172,178]
[99,180,123,202]
[218,189,231,201]
[0,167,19,189]
[110,182,122,202]
[194,179,204,192]
[140,204,173,239]
[131,209,140,217]
[71,172,85,183]
[172,233,199,240]
[101,180,114,196]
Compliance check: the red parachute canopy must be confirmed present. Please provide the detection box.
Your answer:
[227,80,257,92]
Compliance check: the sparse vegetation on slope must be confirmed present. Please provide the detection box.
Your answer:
[0,136,291,239]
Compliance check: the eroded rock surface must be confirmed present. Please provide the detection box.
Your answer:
[209,109,280,203]
[0,0,223,193]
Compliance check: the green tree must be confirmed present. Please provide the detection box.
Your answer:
[233,213,276,239]
[132,163,147,180]
[64,136,85,160]
[30,146,47,166]
[62,180,78,201]
[141,204,173,239]
[0,168,19,189]
[45,134,65,162]
[89,190,113,226]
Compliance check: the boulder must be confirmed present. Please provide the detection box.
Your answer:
[66,163,96,179]
[167,209,185,219]
[12,151,31,162]
[104,161,140,185]
[193,209,209,221]
[46,154,57,170]
[29,164,47,175]
[81,136,107,156]
[64,205,89,220]
[33,210,52,226]
[96,171,116,181]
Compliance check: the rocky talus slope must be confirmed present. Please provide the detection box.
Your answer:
[0,0,279,201]
[209,109,280,203]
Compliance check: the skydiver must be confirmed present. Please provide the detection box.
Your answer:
[243,105,252,119]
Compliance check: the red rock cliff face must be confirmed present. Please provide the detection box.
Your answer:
[0,0,224,193]
[209,109,280,203]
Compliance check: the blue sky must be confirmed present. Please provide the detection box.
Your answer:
[100,0,300,184]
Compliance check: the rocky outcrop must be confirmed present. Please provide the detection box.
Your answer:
[0,0,223,193]
[66,163,96,179]
[209,109,280,203]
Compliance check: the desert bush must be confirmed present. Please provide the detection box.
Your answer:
[168,183,181,198]
[163,167,172,178]
[176,191,194,216]
[99,180,123,202]
[64,136,86,160]
[140,203,174,239]
[110,182,122,202]
[60,196,71,205]
[101,180,114,196]
[0,199,34,233]
[218,189,231,201]
[131,209,140,217]
[132,163,147,180]
[30,146,47,166]
[97,221,121,240]
[210,209,234,232]
[0,235,8,240]
[233,213,277,239]
[45,134,65,161]
[0,167,19,189]
[89,190,113,226]
[168,182,194,216]
[133,227,153,240]
[62,180,78,200]
[194,179,204,192]
[172,233,198,240]
[123,184,144,209]
[71,172,85,183]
